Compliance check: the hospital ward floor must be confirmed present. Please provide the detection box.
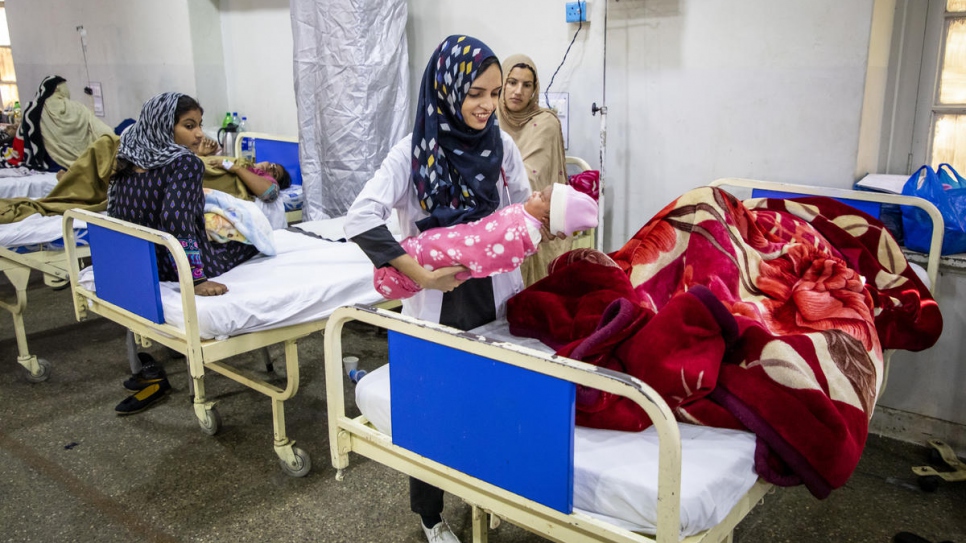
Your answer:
[1,275,964,543]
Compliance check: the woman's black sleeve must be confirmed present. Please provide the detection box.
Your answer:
[351,225,407,268]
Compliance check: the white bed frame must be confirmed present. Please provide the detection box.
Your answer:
[1,233,89,382]
[323,178,943,543]
[62,208,396,477]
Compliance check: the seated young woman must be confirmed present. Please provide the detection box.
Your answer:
[107,92,260,299]
[374,183,597,299]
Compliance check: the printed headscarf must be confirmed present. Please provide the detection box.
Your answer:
[496,54,547,133]
[117,92,196,170]
[18,75,66,170]
[412,35,504,231]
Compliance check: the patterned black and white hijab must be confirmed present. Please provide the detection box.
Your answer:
[117,92,195,170]
[19,74,66,171]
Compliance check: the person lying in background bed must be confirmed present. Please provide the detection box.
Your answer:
[205,157,291,203]
[0,135,290,226]
[374,182,595,299]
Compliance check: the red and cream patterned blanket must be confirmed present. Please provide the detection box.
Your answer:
[507,187,942,498]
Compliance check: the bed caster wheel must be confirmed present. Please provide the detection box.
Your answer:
[197,407,222,436]
[25,358,52,383]
[279,447,311,477]
[918,474,942,492]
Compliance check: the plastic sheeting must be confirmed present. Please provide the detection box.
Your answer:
[290,0,410,220]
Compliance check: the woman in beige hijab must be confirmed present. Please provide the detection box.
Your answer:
[39,79,114,169]
[497,54,572,286]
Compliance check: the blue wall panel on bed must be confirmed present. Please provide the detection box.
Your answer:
[87,224,164,324]
[751,188,882,218]
[389,332,576,513]
[254,138,302,186]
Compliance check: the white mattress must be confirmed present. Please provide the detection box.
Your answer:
[0,214,88,248]
[79,219,386,340]
[0,171,59,199]
[355,320,759,537]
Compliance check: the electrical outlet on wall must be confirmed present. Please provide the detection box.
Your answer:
[565,1,588,23]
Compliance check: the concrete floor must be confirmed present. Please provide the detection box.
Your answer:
[1,273,964,543]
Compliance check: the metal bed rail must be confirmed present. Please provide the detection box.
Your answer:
[324,305,773,543]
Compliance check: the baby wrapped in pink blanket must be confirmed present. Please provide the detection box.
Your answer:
[374,183,598,299]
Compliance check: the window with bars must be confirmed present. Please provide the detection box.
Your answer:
[930,0,966,171]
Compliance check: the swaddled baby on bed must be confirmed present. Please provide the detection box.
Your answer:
[374,183,598,299]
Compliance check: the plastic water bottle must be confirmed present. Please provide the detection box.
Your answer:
[221,111,232,128]
[240,136,255,162]
[239,116,249,133]
[231,111,240,127]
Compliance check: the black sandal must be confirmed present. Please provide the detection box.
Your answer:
[115,379,171,416]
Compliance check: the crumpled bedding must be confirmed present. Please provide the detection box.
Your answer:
[507,186,942,498]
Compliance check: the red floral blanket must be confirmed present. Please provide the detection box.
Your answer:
[507,187,942,498]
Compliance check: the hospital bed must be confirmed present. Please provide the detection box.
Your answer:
[61,209,395,476]
[235,132,303,223]
[322,178,943,543]
[0,214,90,382]
[0,169,59,199]
[1,194,283,383]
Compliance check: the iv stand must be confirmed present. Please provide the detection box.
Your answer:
[590,0,609,252]
[76,26,94,99]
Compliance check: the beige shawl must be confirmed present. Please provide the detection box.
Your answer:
[40,82,114,169]
[497,54,571,286]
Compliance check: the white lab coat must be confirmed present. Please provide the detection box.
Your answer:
[345,131,532,324]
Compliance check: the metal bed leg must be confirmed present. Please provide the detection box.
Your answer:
[259,346,273,373]
[471,506,489,543]
[1,266,50,382]
[272,340,310,477]
[126,330,141,375]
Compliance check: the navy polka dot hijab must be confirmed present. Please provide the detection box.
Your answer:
[117,92,196,170]
[412,35,504,231]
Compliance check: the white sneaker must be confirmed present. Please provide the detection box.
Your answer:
[422,520,460,543]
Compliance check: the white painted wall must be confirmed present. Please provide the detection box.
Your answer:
[5,0,201,128]
[605,0,879,249]
[218,0,297,137]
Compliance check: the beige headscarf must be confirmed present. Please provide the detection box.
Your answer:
[40,82,114,169]
[497,54,572,286]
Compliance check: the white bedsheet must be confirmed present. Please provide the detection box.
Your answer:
[0,214,87,248]
[0,171,59,199]
[355,320,759,537]
[79,220,386,340]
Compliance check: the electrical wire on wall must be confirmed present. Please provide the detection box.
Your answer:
[545,1,609,251]
[543,2,583,105]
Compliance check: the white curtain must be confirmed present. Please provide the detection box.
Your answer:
[290,0,410,220]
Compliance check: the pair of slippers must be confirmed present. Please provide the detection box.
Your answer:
[115,352,171,416]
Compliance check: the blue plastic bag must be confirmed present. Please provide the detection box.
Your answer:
[901,164,966,255]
